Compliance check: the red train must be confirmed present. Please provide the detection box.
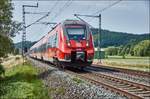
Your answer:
[29,20,94,69]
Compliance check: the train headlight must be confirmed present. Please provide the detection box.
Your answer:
[67,42,71,46]
[86,42,89,47]
[66,40,71,47]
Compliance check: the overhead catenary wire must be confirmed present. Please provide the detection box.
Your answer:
[25,0,59,28]
[93,0,122,15]
[25,1,59,44]
[50,0,73,21]
[25,12,50,28]
[73,0,122,25]
[88,0,122,23]
[22,0,123,38]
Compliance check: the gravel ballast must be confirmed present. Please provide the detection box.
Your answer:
[86,66,150,86]
[29,58,127,99]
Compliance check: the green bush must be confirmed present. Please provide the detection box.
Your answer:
[0,64,5,76]
[122,55,126,59]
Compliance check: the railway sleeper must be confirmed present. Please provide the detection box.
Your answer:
[116,84,131,88]
[129,89,144,92]
[114,84,127,86]
[140,94,150,98]
[135,91,150,94]
[128,89,142,92]
[122,86,138,90]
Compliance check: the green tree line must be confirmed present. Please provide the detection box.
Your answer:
[92,29,149,48]
[105,40,150,57]
[0,0,22,75]
[0,0,22,58]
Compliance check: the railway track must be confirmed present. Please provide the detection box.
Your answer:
[28,57,150,99]
[92,64,150,78]
[66,69,150,99]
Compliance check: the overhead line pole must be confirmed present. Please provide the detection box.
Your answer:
[74,14,102,63]
[22,3,38,64]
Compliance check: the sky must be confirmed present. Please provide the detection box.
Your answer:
[11,0,149,43]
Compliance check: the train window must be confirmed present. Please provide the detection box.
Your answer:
[48,36,52,48]
[44,43,46,51]
[48,37,51,48]
[42,44,46,52]
[52,34,55,47]
[47,42,51,48]
[56,33,58,47]
[53,33,57,47]
[66,27,86,40]
[48,33,58,48]
[67,28,84,35]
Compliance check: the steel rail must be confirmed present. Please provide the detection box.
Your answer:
[79,72,150,99]
[78,74,144,99]
[92,64,150,78]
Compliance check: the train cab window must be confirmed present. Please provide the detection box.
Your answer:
[48,33,57,48]
[66,26,86,40]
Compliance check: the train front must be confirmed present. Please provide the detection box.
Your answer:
[60,20,94,67]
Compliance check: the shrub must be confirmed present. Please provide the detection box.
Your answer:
[122,55,126,59]
[0,64,5,76]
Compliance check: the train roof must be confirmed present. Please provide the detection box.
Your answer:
[62,19,86,25]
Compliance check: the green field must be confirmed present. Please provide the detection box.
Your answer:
[0,61,49,99]
[95,56,150,72]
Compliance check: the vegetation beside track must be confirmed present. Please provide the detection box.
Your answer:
[96,56,150,72]
[0,60,49,99]
[72,77,84,84]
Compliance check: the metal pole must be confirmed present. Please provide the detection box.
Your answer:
[22,5,26,64]
[98,14,101,63]
[22,3,38,65]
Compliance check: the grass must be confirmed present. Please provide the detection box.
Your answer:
[100,56,150,72]
[0,61,49,99]
[2,55,23,69]
[49,87,65,95]
[72,77,84,84]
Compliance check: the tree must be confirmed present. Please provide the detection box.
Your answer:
[105,47,118,56]
[0,0,22,58]
[133,40,150,56]
[0,34,13,57]
[0,0,13,36]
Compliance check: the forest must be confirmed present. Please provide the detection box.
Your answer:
[92,28,149,57]
[92,28,149,48]
[105,40,150,57]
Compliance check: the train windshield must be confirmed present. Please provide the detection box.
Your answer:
[66,26,86,40]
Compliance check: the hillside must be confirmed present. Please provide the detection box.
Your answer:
[14,29,149,49]
[14,41,36,49]
[91,28,149,47]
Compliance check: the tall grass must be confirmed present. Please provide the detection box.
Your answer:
[0,62,49,99]
[101,56,150,72]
